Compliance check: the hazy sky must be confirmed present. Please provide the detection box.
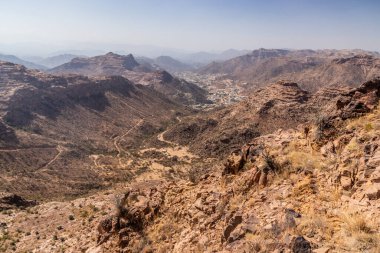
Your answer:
[0,0,379,55]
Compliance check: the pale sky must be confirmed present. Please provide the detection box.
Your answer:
[0,0,379,55]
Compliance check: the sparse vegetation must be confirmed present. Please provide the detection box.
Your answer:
[340,212,379,251]
[314,114,331,142]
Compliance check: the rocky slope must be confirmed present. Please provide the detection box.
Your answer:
[163,80,349,157]
[92,78,380,253]
[2,79,379,253]
[200,48,380,92]
[0,61,189,200]
[50,52,209,105]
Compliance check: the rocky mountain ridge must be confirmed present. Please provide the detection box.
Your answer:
[200,48,380,92]
[0,61,189,200]
[50,52,209,105]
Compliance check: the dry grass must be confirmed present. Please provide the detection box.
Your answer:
[346,104,380,134]
[345,138,361,152]
[318,186,342,203]
[341,212,372,235]
[339,212,380,252]
[229,194,245,212]
[292,177,315,196]
[245,233,264,252]
[149,222,181,242]
[286,151,328,171]
[296,213,334,240]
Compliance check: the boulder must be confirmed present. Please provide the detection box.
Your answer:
[365,184,380,200]
[290,236,312,253]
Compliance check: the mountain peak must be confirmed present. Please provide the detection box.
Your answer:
[105,52,119,56]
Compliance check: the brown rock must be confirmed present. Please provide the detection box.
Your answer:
[223,213,243,243]
[259,171,268,187]
[365,184,380,200]
[290,236,312,253]
[340,176,352,190]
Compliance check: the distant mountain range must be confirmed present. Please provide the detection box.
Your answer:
[24,54,82,68]
[177,49,251,66]
[0,53,47,70]
[5,47,251,69]
[199,48,380,92]
[136,55,194,73]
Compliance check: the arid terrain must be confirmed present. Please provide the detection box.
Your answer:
[0,48,380,253]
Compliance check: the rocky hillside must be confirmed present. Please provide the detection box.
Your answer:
[50,52,209,105]
[163,80,348,157]
[2,79,379,253]
[0,61,189,200]
[200,48,380,92]
[92,78,380,253]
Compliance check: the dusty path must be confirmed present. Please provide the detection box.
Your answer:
[90,119,144,169]
[141,116,198,161]
[114,119,144,158]
[36,145,67,172]
[43,145,65,168]
[157,116,182,145]
[157,130,176,146]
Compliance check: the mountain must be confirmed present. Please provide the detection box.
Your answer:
[50,52,143,76]
[199,48,380,92]
[154,56,194,72]
[179,49,251,66]
[4,78,380,253]
[0,61,189,200]
[136,55,194,73]
[50,52,210,105]
[26,54,81,68]
[0,53,47,70]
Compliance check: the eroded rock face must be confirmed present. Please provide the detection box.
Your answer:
[335,78,380,119]
[97,182,166,251]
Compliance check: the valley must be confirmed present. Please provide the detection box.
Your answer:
[0,48,380,253]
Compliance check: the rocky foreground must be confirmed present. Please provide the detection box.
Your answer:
[1,79,380,252]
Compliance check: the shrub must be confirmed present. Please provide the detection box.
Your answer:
[364,123,374,132]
